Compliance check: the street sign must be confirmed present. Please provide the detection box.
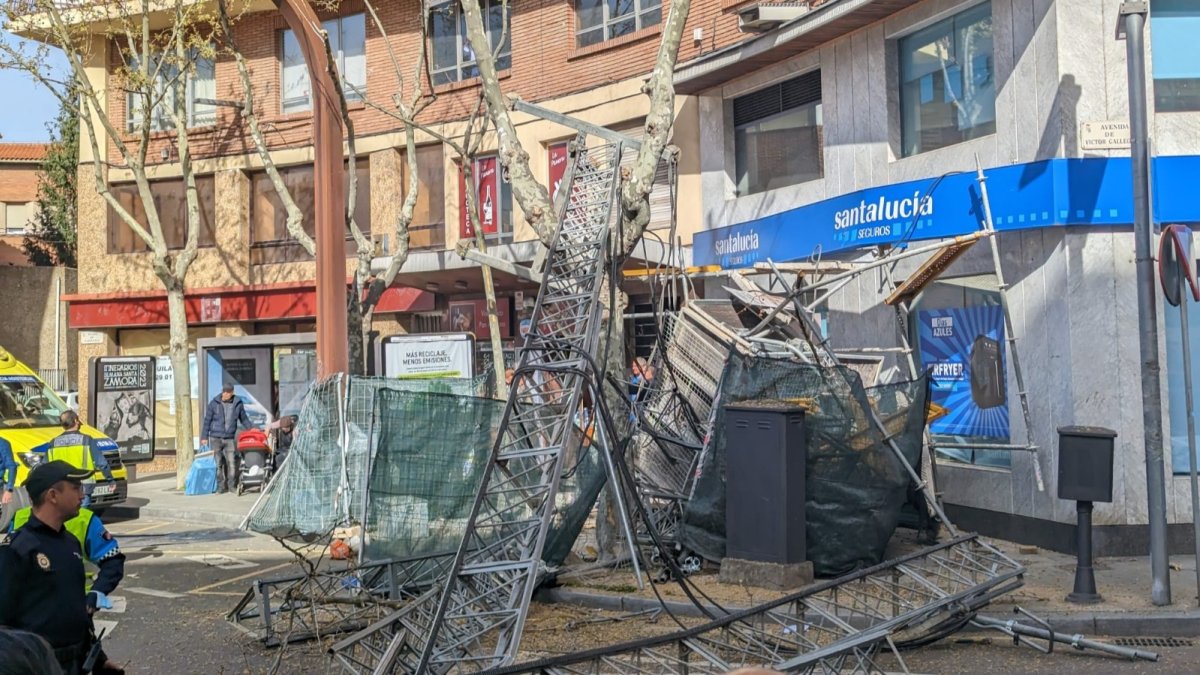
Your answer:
[1158,225,1199,307]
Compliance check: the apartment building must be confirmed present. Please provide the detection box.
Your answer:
[0,142,45,266]
[684,0,1200,551]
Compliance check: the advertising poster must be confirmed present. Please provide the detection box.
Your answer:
[90,356,156,462]
[917,305,1009,439]
[383,334,475,379]
[446,297,512,339]
[549,142,569,202]
[459,156,500,239]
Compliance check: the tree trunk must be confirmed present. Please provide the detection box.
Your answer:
[596,278,631,559]
[462,162,509,397]
[347,275,367,376]
[167,286,195,491]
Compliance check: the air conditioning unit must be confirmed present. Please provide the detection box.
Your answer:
[737,2,810,33]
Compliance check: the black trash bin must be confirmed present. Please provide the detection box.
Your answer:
[1058,425,1117,503]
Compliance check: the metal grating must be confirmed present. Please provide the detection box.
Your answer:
[329,132,623,673]
[1112,637,1193,648]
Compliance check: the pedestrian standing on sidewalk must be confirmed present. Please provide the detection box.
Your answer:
[201,384,256,494]
[0,461,123,674]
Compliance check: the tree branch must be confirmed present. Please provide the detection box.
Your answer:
[618,0,692,256]
[217,0,315,255]
[459,0,555,247]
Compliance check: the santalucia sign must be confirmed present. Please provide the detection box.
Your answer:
[694,156,1200,268]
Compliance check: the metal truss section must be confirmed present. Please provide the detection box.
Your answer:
[330,134,625,674]
[487,535,1023,675]
[227,553,455,646]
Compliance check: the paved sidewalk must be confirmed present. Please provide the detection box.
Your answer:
[107,473,262,529]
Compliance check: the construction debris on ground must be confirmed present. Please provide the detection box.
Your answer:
[229,114,1151,673]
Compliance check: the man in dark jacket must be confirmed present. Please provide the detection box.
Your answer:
[201,384,255,494]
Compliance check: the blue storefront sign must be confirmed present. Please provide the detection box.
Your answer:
[695,155,1200,267]
[917,306,1009,439]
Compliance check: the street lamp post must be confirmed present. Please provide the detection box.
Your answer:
[276,0,348,378]
[1121,1,1171,606]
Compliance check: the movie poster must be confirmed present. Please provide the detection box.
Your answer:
[90,357,156,462]
[917,305,1009,439]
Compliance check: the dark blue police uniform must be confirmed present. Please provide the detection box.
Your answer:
[0,513,94,672]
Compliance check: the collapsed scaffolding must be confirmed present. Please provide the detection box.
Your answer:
[230,111,1138,673]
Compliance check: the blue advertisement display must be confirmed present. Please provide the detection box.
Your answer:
[917,306,1009,439]
[694,155,1200,268]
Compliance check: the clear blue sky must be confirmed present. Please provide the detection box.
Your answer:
[0,30,67,142]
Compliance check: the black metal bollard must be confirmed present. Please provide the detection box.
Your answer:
[1067,500,1102,604]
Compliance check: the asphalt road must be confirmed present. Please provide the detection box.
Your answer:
[92,513,1200,674]
[98,514,323,674]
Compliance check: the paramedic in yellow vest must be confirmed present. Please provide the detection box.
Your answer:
[47,410,114,508]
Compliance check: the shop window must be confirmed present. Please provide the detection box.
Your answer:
[459,154,512,244]
[407,144,446,251]
[3,202,33,235]
[898,2,995,157]
[1151,0,1200,112]
[732,70,823,196]
[125,48,216,131]
[281,13,366,114]
[429,0,511,85]
[249,162,369,264]
[107,176,217,253]
[575,0,662,48]
[911,273,1011,468]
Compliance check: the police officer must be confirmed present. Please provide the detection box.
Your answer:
[10,504,124,593]
[0,461,119,673]
[47,411,114,508]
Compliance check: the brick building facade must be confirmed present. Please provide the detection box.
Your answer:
[0,143,46,266]
[57,0,790,456]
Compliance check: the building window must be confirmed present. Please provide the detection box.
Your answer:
[407,145,447,251]
[911,273,1011,469]
[125,50,216,131]
[2,202,33,235]
[732,71,823,196]
[1152,0,1200,112]
[459,155,512,244]
[281,13,366,114]
[898,2,995,157]
[107,176,217,253]
[575,0,662,48]
[249,162,369,263]
[429,0,511,85]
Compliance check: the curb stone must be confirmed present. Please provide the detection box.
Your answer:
[106,504,248,530]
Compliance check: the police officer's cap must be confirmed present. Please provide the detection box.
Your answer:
[24,460,93,500]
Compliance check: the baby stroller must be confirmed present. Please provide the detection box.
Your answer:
[235,429,273,495]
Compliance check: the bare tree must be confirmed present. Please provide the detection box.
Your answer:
[458,0,691,552]
[219,0,438,376]
[2,0,226,488]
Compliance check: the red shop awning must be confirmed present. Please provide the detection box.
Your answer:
[64,281,435,329]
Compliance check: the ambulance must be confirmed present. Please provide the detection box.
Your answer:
[0,345,129,516]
